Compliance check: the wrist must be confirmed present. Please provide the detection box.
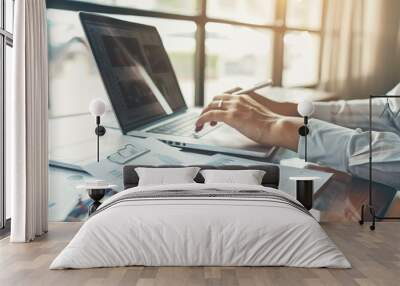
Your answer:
[274,117,303,151]
[272,101,298,116]
[282,102,299,116]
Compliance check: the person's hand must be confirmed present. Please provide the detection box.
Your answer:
[245,90,299,117]
[195,93,303,150]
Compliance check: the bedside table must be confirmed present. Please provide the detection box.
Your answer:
[76,180,117,215]
[289,177,320,210]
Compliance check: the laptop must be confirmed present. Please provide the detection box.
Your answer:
[79,12,275,158]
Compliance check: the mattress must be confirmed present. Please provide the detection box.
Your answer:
[50,183,350,269]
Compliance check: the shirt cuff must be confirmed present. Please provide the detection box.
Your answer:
[297,119,358,172]
[311,101,342,123]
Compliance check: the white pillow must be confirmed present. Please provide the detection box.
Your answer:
[200,169,266,185]
[135,167,200,186]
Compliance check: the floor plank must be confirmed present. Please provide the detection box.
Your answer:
[0,222,399,286]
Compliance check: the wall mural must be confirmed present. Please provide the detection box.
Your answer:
[47,8,400,223]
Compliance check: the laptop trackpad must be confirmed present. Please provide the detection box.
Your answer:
[200,124,273,153]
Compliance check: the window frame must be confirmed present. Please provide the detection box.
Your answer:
[0,0,13,233]
[46,0,326,107]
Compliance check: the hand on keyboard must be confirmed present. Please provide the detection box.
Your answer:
[148,112,219,138]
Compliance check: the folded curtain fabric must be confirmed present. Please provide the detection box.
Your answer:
[8,0,48,242]
[319,0,400,99]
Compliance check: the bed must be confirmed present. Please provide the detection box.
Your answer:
[50,165,350,269]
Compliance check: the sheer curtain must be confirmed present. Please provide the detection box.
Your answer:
[319,0,400,99]
[7,0,48,242]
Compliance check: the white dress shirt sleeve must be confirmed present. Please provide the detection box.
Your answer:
[298,119,400,189]
[311,82,400,133]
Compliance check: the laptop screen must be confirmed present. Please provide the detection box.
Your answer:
[80,13,187,133]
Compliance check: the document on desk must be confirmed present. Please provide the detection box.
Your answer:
[49,132,151,171]
[82,137,204,191]
[203,154,266,166]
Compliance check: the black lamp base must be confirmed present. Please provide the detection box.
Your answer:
[95,125,106,136]
[88,188,106,215]
[296,180,313,210]
[94,115,106,162]
[298,118,310,162]
[298,125,309,136]
[359,204,376,231]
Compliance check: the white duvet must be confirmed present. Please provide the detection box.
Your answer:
[50,183,350,269]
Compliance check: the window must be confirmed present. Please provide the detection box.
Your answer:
[70,0,199,15]
[283,0,323,87]
[205,23,273,103]
[0,0,14,232]
[46,0,325,115]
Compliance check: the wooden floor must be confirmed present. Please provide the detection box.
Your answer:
[0,222,399,286]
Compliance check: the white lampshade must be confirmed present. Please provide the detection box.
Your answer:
[297,100,314,117]
[89,98,106,116]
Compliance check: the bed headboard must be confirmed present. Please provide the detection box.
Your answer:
[123,165,280,189]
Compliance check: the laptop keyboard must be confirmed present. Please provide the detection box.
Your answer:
[148,112,218,138]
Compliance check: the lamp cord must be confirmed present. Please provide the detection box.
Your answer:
[96,116,100,162]
[305,130,307,162]
[97,128,99,162]
[304,116,308,162]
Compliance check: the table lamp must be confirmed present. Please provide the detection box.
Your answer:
[89,98,106,162]
[297,100,314,162]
